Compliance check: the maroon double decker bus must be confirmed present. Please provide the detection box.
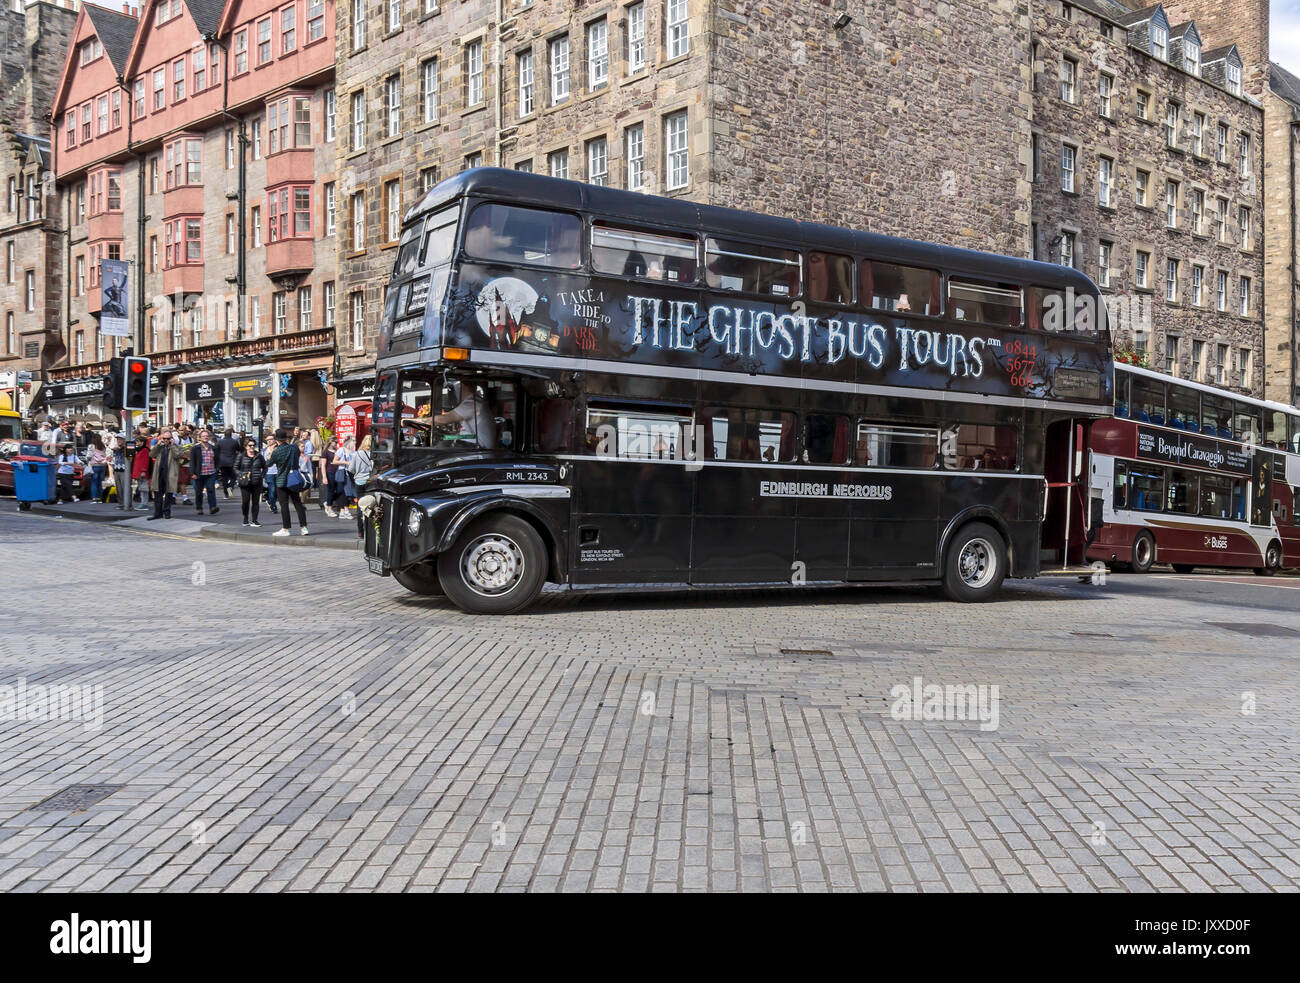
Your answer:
[1087,363,1300,575]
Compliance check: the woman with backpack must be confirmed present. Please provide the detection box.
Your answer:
[236,437,267,527]
[269,428,309,536]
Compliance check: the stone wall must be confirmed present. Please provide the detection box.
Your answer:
[1262,84,1299,404]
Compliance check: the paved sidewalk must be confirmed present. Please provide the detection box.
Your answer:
[15,489,361,551]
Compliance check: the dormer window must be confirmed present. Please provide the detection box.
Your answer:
[78,38,103,66]
[154,0,182,26]
[1151,23,1167,61]
[1184,40,1200,76]
[1226,62,1242,96]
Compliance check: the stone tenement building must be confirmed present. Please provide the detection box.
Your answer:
[45,0,338,430]
[332,0,1034,382]
[1263,61,1300,406]
[1032,0,1266,396]
[0,0,77,414]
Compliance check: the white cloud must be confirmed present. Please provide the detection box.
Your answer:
[1273,0,1300,75]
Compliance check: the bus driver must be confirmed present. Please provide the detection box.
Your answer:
[434,385,499,449]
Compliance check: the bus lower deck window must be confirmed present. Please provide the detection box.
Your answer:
[464,202,581,269]
[585,406,691,459]
[591,224,698,283]
[804,414,851,464]
[1130,468,1164,511]
[704,238,801,297]
[855,424,937,469]
[944,424,1019,471]
[704,408,796,462]
[862,260,939,315]
[1165,468,1197,513]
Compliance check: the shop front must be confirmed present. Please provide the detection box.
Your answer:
[40,376,108,422]
[184,377,227,429]
[273,355,332,432]
[229,373,275,434]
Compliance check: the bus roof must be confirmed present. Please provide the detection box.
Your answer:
[1119,362,1299,417]
[410,167,1102,298]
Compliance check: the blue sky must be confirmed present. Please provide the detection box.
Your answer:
[1274,0,1300,74]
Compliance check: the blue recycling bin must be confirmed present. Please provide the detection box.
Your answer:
[13,459,55,511]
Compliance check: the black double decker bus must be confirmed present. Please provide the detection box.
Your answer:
[361,169,1113,614]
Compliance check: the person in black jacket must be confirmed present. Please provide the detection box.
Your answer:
[236,438,267,527]
[216,427,242,499]
[268,428,309,536]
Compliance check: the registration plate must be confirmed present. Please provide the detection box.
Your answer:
[367,557,387,575]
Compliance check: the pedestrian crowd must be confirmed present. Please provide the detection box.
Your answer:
[26,418,373,539]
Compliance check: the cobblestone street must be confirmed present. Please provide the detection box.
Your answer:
[1,509,1298,893]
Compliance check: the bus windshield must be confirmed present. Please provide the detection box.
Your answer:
[392,371,515,453]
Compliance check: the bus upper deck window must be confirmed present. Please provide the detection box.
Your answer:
[704,238,801,297]
[1132,377,1164,424]
[419,208,459,269]
[1265,410,1288,449]
[591,224,698,283]
[948,277,1022,327]
[861,261,940,315]
[807,252,854,306]
[464,202,581,269]
[395,221,425,278]
[1232,403,1261,444]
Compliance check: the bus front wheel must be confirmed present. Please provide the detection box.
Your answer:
[1131,531,1156,573]
[393,562,445,596]
[942,522,1007,603]
[437,513,547,615]
[1253,541,1282,577]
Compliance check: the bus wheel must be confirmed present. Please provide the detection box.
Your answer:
[1253,541,1282,577]
[393,562,444,596]
[1171,564,1195,574]
[1131,531,1156,573]
[437,514,547,615]
[942,522,1007,603]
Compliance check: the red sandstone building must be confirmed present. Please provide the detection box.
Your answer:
[46,0,337,430]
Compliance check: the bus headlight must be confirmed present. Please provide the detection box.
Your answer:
[407,509,423,536]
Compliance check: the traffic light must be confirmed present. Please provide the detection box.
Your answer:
[103,357,124,411]
[122,356,151,411]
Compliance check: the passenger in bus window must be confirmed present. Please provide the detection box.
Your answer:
[434,385,498,448]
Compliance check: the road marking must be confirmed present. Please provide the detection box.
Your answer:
[1149,573,1300,590]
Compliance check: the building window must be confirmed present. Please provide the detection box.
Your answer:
[464,151,482,171]
[1239,347,1252,388]
[153,68,166,110]
[1098,72,1113,117]
[165,137,202,188]
[325,88,336,141]
[626,123,645,190]
[251,205,262,247]
[226,214,236,253]
[385,179,400,242]
[465,39,484,107]
[25,270,35,311]
[257,17,272,64]
[384,75,401,137]
[422,57,440,122]
[627,2,646,73]
[387,0,400,32]
[351,91,365,150]
[235,29,248,73]
[352,0,366,51]
[325,181,336,236]
[1217,122,1228,163]
[274,291,287,334]
[150,236,159,271]
[548,148,569,180]
[281,3,297,52]
[1136,89,1150,120]
[1097,156,1112,207]
[1098,241,1112,288]
[1060,143,1075,193]
[349,292,365,349]
[1059,231,1075,268]
[587,136,608,186]
[1216,270,1228,311]
[352,191,365,251]
[172,58,186,103]
[1227,62,1242,96]
[1165,102,1179,148]
[1215,343,1228,386]
[4,314,12,355]
[298,285,313,331]
[1192,339,1205,380]
[1191,112,1204,156]
[1239,205,1252,248]
[1185,40,1200,76]
[1165,180,1178,228]
[1238,133,1250,178]
[1060,56,1076,103]
[665,110,689,189]
[1191,189,1204,234]
[1136,250,1150,289]
[250,295,263,337]
[587,18,608,90]
[164,217,203,266]
[323,281,336,329]
[225,128,236,168]
[79,37,103,65]
[309,0,325,41]
[1151,22,1167,61]
[666,0,689,59]
[252,117,263,158]
[1239,276,1251,316]
[1191,265,1204,306]
[268,186,313,241]
[1216,196,1228,241]
[75,255,85,294]
[550,35,570,104]
[1165,258,1179,302]
[419,167,440,192]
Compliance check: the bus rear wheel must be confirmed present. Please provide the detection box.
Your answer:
[393,562,444,596]
[437,513,547,615]
[942,522,1007,603]
[1131,531,1156,573]
[1253,541,1282,577]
